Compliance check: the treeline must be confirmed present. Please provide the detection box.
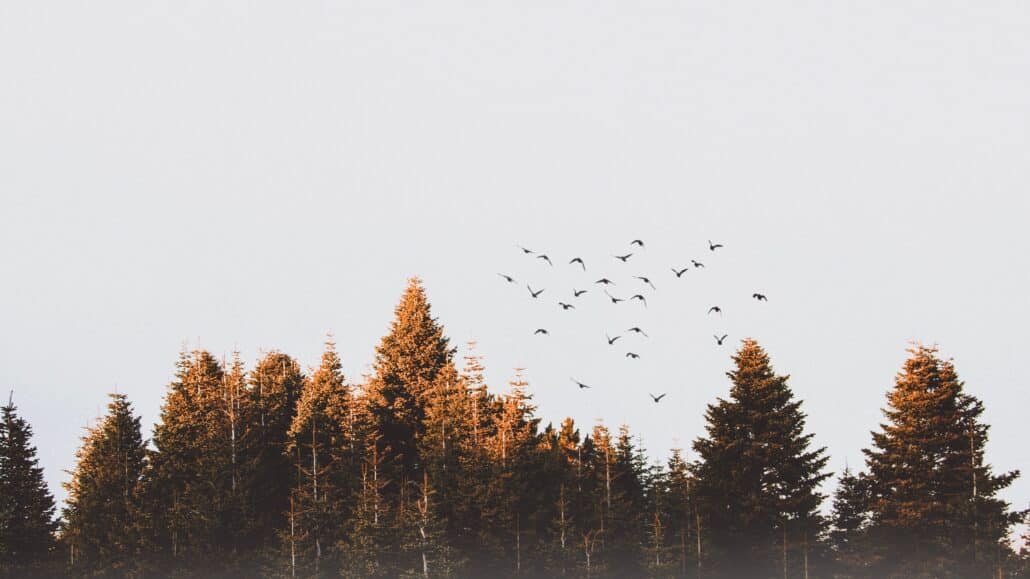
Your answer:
[1,278,1027,578]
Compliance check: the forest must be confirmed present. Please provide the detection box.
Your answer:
[1,277,1027,579]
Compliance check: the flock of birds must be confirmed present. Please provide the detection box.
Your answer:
[496,239,770,404]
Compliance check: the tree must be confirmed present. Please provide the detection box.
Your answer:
[862,344,1025,578]
[62,393,147,577]
[828,467,869,578]
[0,394,57,576]
[691,339,830,579]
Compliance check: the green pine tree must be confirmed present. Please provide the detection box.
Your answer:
[828,467,869,578]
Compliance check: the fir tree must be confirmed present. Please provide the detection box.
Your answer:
[691,339,830,579]
[62,393,147,577]
[828,467,869,578]
[0,394,57,576]
[862,344,1024,578]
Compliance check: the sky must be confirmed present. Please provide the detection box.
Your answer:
[1,1,1028,533]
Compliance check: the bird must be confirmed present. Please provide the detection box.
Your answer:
[527,285,545,298]
[626,327,649,337]
[606,333,622,345]
[625,352,640,359]
[649,393,667,403]
[604,290,624,304]
[708,306,722,315]
[537,254,553,266]
[534,328,550,336]
[692,260,705,268]
[595,278,616,286]
[635,276,656,290]
[498,273,516,283]
[569,257,586,270]
[630,239,645,248]
[518,245,534,254]
[571,378,591,389]
[714,334,728,345]
[614,253,634,262]
[671,267,689,278]
[708,240,724,251]
[573,289,589,297]
[630,294,647,307]
[753,293,768,301]
[558,302,575,311]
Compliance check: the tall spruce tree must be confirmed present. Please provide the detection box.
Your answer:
[862,344,1024,578]
[0,395,57,575]
[62,393,147,577]
[691,339,830,579]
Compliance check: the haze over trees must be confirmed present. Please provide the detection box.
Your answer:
[1,278,1026,578]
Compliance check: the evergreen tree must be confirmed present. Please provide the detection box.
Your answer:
[828,467,869,578]
[862,344,1024,578]
[0,394,57,576]
[691,339,830,579]
[62,393,147,577]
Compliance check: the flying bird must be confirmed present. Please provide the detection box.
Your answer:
[708,240,724,251]
[708,306,722,315]
[604,290,624,304]
[625,352,640,359]
[692,260,705,268]
[635,276,656,290]
[626,327,649,337]
[595,278,616,286]
[753,293,768,301]
[518,245,534,254]
[534,328,550,336]
[569,257,586,270]
[671,267,689,278]
[614,253,634,263]
[714,334,728,345]
[606,333,622,345]
[497,273,516,283]
[573,289,589,298]
[649,393,667,403]
[537,254,553,266]
[558,302,575,311]
[527,285,545,298]
[630,294,648,307]
[571,378,591,389]
[630,239,645,248]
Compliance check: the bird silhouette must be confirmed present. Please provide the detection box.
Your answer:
[498,273,516,283]
[595,278,616,286]
[671,267,689,278]
[626,327,649,337]
[753,293,768,301]
[604,290,624,304]
[649,393,667,403]
[606,333,622,345]
[534,328,549,336]
[527,285,545,298]
[614,253,634,262]
[625,352,640,359]
[630,239,645,248]
[708,306,722,315]
[569,257,586,270]
[630,294,647,307]
[571,378,591,389]
[635,276,656,290]
[714,334,728,345]
[692,260,705,268]
[573,289,589,297]
[708,240,724,251]
[537,254,553,266]
[518,245,534,254]
[558,302,575,311]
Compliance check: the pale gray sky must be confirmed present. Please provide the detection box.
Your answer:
[1,2,1028,531]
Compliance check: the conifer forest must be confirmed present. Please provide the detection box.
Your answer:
[1,277,1026,579]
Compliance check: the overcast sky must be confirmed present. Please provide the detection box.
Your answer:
[1,2,1028,530]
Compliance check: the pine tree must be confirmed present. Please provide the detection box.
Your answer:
[665,448,700,578]
[862,344,1024,578]
[62,393,147,577]
[691,339,830,579]
[0,394,57,576]
[605,425,647,577]
[828,467,869,578]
